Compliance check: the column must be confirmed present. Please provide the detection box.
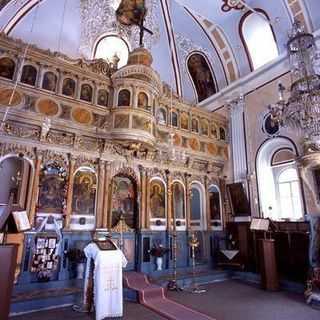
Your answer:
[229,95,247,183]
[204,176,211,230]
[96,160,106,229]
[139,166,146,230]
[64,157,76,229]
[145,171,150,229]
[166,172,173,231]
[29,152,43,228]
[185,174,191,230]
[103,162,111,229]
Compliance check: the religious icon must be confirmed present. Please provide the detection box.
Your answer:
[42,72,57,92]
[118,89,131,106]
[171,111,178,127]
[187,53,216,102]
[192,118,199,132]
[111,176,136,228]
[80,84,93,102]
[97,89,108,107]
[21,65,37,86]
[72,170,97,215]
[62,78,76,97]
[173,183,185,219]
[0,57,15,79]
[211,124,218,138]
[181,113,189,130]
[150,181,165,218]
[201,120,209,136]
[209,186,221,220]
[138,92,148,108]
[157,108,166,124]
[220,127,226,140]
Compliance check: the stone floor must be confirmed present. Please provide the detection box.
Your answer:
[11,280,320,320]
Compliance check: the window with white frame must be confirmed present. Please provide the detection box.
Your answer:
[276,168,303,220]
[240,11,278,70]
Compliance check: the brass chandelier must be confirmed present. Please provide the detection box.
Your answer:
[269,20,320,140]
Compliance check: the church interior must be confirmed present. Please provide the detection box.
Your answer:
[0,0,320,319]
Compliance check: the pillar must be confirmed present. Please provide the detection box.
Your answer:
[185,175,191,230]
[145,171,150,229]
[139,166,146,230]
[64,157,76,229]
[29,152,43,227]
[96,160,106,229]
[205,176,211,230]
[166,172,173,231]
[103,162,111,229]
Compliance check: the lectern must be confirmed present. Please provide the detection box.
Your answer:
[0,197,18,320]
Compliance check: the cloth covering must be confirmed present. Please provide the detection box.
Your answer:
[83,242,128,319]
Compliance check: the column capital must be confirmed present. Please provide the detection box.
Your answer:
[227,95,245,113]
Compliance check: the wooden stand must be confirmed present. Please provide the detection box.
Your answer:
[0,244,18,320]
[259,239,279,291]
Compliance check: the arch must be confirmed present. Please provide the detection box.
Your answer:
[187,52,217,102]
[118,89,131,107]
[171,111,178,127]
[157,107,167,125]
[20,64,37,86]
[0,57,15,80]
[71,167,97,216]
[190,182,206,230]
[208,184,223,229]
[239,9,279,70]
[80,83,93,103]
[172,181,186,230]
[42,71,57,92]
[256,137,304,220]
[62,77,76,97]
[97,88,109,107]
[0,155,34,211]
[93,34,130,68]
[137,91,149,109]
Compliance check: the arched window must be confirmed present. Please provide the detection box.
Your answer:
[277,168,303,220]
[187,53,216,102]
[21,65,37,86]
[240,10,278,70]
[94,35,129,68]
[256,137,304,221]
[137,92,148,109]
[42,72,57,92]
[0,57,15,80]
[118,89,131,107]
[80,84,93,102]
[62,78,76,97]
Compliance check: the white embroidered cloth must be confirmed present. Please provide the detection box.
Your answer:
[84,242,127,319]
[220,249,239,260]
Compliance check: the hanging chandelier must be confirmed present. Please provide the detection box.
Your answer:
[269,20,320,140]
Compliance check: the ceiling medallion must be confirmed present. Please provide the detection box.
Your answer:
[221,0,245,12]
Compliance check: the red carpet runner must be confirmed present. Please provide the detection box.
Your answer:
[123,272,216,320]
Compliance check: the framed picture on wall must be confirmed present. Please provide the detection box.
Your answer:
[227,183,251,217]
[12,211,31,232]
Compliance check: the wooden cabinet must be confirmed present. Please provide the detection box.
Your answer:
[0,244,18,320]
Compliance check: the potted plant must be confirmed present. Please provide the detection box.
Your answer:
[66,248,86,279]
[149,243,168,271]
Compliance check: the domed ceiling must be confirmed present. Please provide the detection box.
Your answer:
[0,0,319,106]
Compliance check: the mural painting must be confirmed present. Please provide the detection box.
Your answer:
[21,65,37,86]
[62,78,76,97]
[72,170,97,215]
[97,89,108,107]
[187,53,216,102]
[192,118,199,132]
[181,113,189,130]
[209,186,221,220]
[173,182,185,219]
[111,176,136,228]
[80,84,93,102]
[157,108,166,124]
[171,111,178,127]
[138,92,148,108]
[150,180,165,219]
[118,89,131,106]
[201,120,209,136]
[38,164,67,213]
[0,57,15,79]
[42,72,57,92]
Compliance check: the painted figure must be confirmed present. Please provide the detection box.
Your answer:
[173,183,185,219]
[118,89,131,106]
[0,57,15,79]
[62,78,76,97]
[21,65,37,86]
[187,53,216,102]
[97,89,108,107]
[150,182,165,218]
[42,72,57,92]
[80,84,93,102]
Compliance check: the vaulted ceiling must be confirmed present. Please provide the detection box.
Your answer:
[0,0,319,105]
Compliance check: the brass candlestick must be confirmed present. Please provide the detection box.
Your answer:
[188,232,206,294]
